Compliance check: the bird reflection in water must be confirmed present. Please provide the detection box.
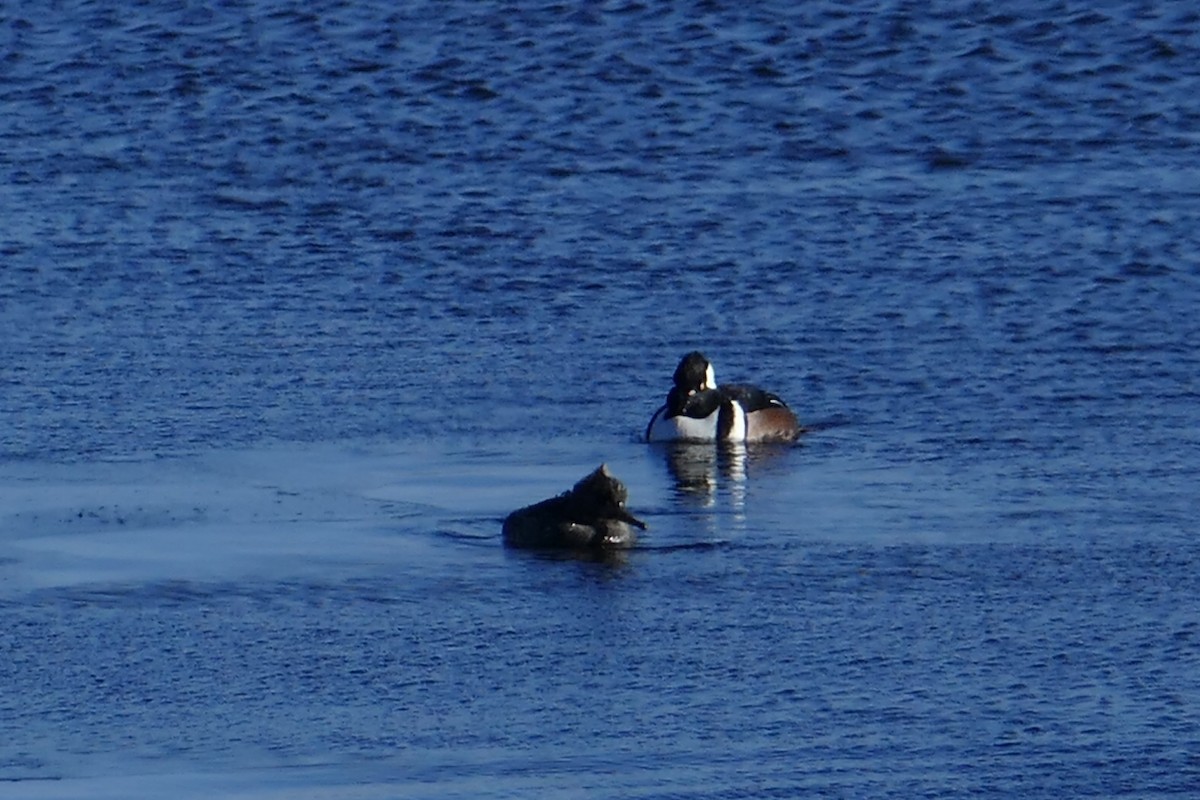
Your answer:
[660,441,746,510]
[658,439,800,516]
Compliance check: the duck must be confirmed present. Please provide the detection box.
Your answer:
[502,464,646,550]
[645,351,801,443]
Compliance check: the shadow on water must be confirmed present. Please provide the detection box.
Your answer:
[505,547,633,568]
[499,539,736,571]
[634,540,733,554]
[435,511,737,565]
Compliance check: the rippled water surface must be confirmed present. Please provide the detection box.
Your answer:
[3,1,1200,797]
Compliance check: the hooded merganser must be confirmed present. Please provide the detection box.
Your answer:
[645,351,801,443]
[502,464,647,550]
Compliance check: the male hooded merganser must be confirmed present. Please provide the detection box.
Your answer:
[502,464,647,550]
[645,351,801,443]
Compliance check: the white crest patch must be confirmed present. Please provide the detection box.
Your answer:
[703,363,716,391]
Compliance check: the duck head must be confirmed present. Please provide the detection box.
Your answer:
[672,351,716,394]
[570,464,647,530]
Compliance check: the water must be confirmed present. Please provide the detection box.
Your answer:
[3,1,1200,796]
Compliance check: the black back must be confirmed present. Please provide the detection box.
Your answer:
[720,383,790,413]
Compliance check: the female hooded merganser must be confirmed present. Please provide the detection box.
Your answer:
[502,464,647,550]
[645,351,801,443]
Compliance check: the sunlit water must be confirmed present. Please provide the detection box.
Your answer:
[3,1,1200,797]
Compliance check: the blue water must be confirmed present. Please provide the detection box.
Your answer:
[3,1,1200,797]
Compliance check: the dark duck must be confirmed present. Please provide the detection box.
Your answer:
[502,464,647,550]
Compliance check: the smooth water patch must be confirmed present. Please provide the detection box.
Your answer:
[0,432,1157,601]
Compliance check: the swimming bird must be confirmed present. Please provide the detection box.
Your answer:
[645,351,801,443]
[502,464,646,550]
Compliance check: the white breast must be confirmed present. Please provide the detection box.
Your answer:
[646,407,719,441]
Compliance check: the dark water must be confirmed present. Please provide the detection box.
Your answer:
[3,1,1200,796]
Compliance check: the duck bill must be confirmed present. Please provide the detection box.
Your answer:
[616,509,648,530]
